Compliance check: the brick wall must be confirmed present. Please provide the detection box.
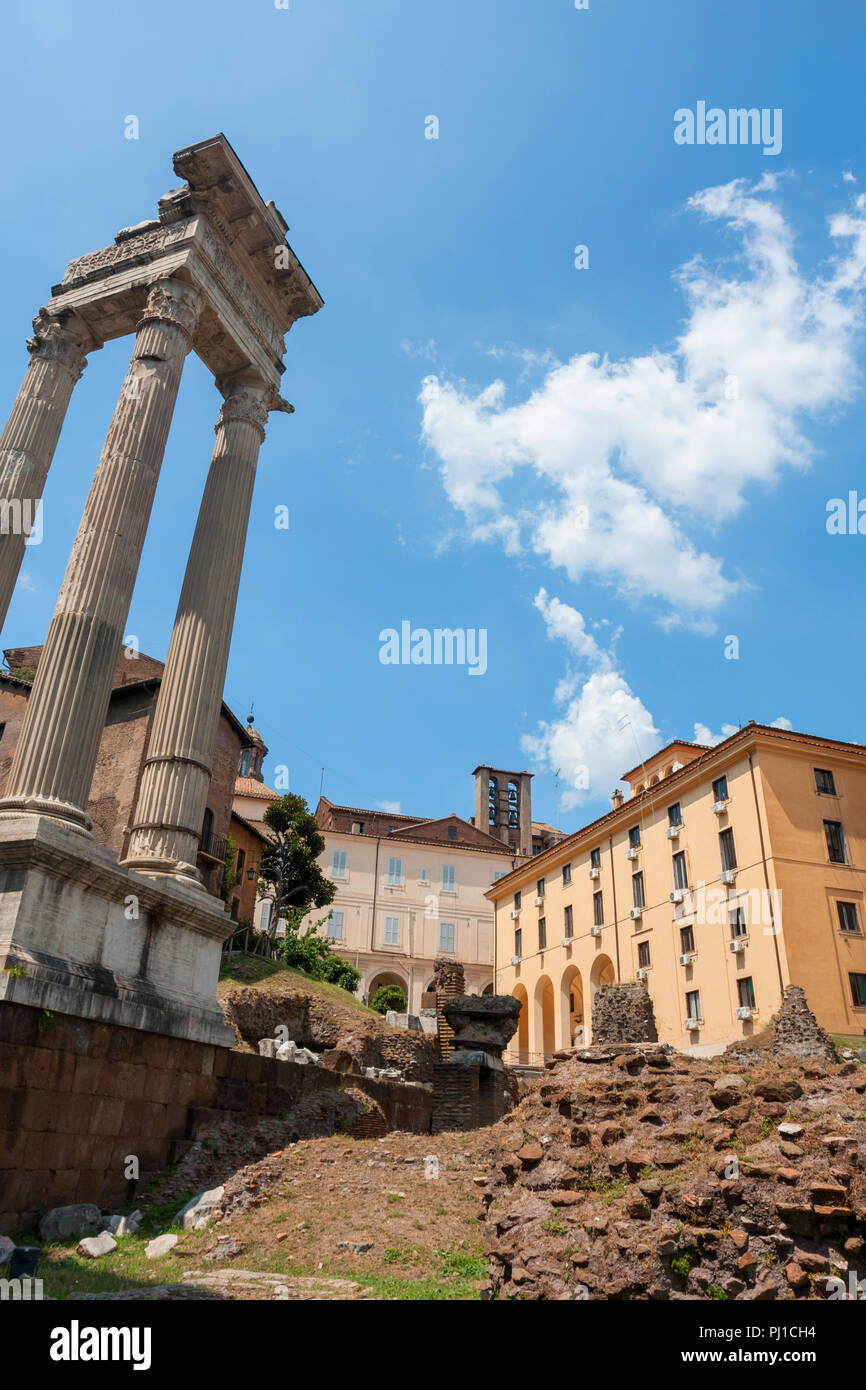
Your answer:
[0,1001,432,1230]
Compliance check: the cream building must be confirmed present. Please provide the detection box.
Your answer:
[489,723,866,1061]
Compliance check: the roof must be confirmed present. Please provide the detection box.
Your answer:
[317,796,425,824]
[486,720,866,895]
[619,738,710,784]
[230,810,274,844]
[234,777,279,801]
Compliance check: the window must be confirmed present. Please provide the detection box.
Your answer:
[593,890,604,926]
[629,825,641,849]
[685,989,702,1021]
[712,775,729,802]
[329,910,344,941]
[447,825,458,840]
[719,828,737,872]
[637,940,651,968]
[514,928,522,958]
[536,878,546,899]
[562,863,572,886]
[668,802,682,827]
[680,925,695,954]
[564,904,573,938]
[730,907,747,938]
[837,901,860,934]
[260,901,271,934]
[815,768,836,796]
[538,917,547,950]
[737,976,756,1010]
[493,870,506,882]
[632,871,645,909]
[200,806,214,855]
[439,921,455,952]
[672,850,688,891]
[441,864,456,893]
[0,722,5,743]
[384,915,400,946]
[824,820,847,865]
[420,868,428,883]
[850,973,866,1007]
[590,847,601,870]
[514,890,522,910]
[331,849,348,880]
[235,848,246,877]
[387,856,403,886]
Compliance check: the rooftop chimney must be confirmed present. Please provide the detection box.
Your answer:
[611,788,624,810]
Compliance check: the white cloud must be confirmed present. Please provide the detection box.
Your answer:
[420,180,866,625]
[522,590,661,808]
[16,571,34,592]
[693,715,793,746]
[377,799,402,813]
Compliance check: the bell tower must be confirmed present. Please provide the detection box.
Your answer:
[473,764,533,859]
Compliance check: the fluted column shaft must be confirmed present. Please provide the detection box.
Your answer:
[0,312,94,630]
[0,278,202,830]
[122,372,287,882]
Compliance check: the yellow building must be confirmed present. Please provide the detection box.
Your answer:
[488,723,866,1060]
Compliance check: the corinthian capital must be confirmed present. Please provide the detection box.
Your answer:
[138,277,203,343]
[216,371,294,437]
[26,310,95,380]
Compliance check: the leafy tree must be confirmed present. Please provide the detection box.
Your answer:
[257,794,335,936]
[370,984,406,1015]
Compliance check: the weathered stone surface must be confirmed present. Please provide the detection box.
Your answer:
[0,1236,15,1265]
[77,1232,118,1259]
[176,1186,225,1231]
[145,1234,179,1259]
[39,1203,102,1243]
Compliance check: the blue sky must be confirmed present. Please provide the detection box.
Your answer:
[2,0,866,835]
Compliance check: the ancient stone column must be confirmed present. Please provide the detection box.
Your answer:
[0,278,201,831]
[0,311,95,630]
[121,370,290,883]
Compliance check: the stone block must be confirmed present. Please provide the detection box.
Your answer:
[39,1202,102,1242]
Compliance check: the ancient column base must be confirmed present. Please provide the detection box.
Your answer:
[0,794,93,835]
[0,815,235,1047]
[118,851,206,890]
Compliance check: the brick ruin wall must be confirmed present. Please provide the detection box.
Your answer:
[591,981,659,1045]
[0,1001,432,1231]
[725,984,838,1065]
[433,957,465,1061]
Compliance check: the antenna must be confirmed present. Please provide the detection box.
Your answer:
[319,766,325,798]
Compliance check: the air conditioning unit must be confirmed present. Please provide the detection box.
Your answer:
[712,799,729,815]
[561,936,572,948]
[678,953,695,967]
[627,846,639,860]
[721,869,737,885]
[590,925,602,937]
[729,937,748,952]
[629,907,642,920]
[666,825,680,839]
[670,889,685,904]
[736,1006,753,1020]
[534,895,544,906]
[683,1016,703,1030]
[510,908,520,919]
[635,967,649,979]
[509,955,520,966]
[589,866,600,879]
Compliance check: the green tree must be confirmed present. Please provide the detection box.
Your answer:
[276,908,361,995]
[257,794,335,936]
[370,984,406,1015]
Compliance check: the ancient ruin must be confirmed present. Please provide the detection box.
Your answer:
[591,980,659,1045]
[725,984,838,1066]
[0,134,321,1047]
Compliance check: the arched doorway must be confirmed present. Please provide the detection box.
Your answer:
[533,974,556,1060]
[559,965,585,1049]
[589,954,616,1042]
[365,970,408,1010]
[481,981,493,995]
[511,982,529,1063]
